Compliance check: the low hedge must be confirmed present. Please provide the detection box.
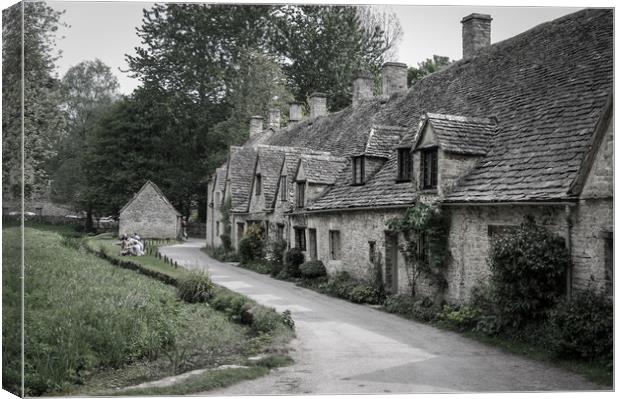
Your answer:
[299,260,327,279]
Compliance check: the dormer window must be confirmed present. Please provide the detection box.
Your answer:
[255,174,262,196]
[296,181,306,208]
[397,148,412,181]
[421,148,438,189]
[352,156,365,185]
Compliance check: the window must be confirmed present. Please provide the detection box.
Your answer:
[294,227,306,251]
[216,221,220,236]
[255,174,262,196]
[308,228,318,260]
[280,176,287,201]
[421,148,438,189]
[296,181,306,208]
[368,241,376,264]
[329,230,341,260]
[397,148,412,181]
[352,156,365,185]
[277,223,285,241]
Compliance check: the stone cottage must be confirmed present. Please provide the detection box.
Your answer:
[207,9,613,303]
[119,180,182,239]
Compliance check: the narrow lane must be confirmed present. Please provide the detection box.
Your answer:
[160,240,605,394]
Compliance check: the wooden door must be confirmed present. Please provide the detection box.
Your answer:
[308,228,317,260]
[384,232,398,294]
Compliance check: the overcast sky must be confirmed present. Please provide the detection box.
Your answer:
[48,1,581,95]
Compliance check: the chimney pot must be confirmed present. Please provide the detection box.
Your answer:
[352,71,374,107]
[249,116,264,137]
[381,62,407,97]
[268,108,281,129]
[309,92,327,119]
[288,102,303,124]
[461,13,492,59]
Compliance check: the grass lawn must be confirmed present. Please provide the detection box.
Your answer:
[2,225,293,396]
[85,235,189,281]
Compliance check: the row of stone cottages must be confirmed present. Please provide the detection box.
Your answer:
[206,9,613,303]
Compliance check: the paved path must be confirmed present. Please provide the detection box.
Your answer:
[160,239,605,394]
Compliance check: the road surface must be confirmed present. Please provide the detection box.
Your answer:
[160,239,605,394]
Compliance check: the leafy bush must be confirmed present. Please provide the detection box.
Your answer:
[210,290,254,321]
[317,271,385,304]
[176,271,214,303]
[547,289,613,361]
[383,295,436,322]
[220,234,232,251]
[266,239,287,267]
[299,260,327,279]
[204,245,239,262]
[284,247,305,278]
[238,224,264,264]
[488,217,569,330]
[438,304,481,332]
[249,306,284,334]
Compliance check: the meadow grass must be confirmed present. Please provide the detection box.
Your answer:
[2,226,293,396]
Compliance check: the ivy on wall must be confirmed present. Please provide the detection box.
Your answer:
[386,203,450,299]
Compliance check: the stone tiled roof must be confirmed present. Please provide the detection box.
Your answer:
[297,154,348,184]
[215,167,226,192]
[228,146,257,213]
[256,145,287,209]
[362,125,408,158]
[120,180,181,216]
[218,8,612,211]
[415,113,497,155]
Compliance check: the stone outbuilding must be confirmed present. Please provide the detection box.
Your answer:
[119,181,181,239]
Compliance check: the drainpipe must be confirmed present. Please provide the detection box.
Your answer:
[565,204,573,299]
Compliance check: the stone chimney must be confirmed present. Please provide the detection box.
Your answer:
[268,108,281,129]
[309,92,327,119]
[382,62,407,96]
[249,115,264,137]
[289,102,303,124]
[352,71,374,107]
[461,13,492,59]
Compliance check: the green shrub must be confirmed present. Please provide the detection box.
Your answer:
[547,289,613,361]
[249,306,284,334]
[488,217,569,330]
[317,271,385,304]
[238,224,264,264]
[284,247,305,278]
[383,295,436,321]
[299,260,327,279]
[220,234,232,251]
[266,239,287,267]
[210,290,253,320]
[347,284,384,304]
[438,304,481,332]
[176,271,215,303]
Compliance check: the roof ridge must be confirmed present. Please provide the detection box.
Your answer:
[425,112,497,125]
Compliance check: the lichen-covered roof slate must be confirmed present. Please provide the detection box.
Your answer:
[221,8,612,211]
[298,154,348,185]
[256,145,287,209]
[363,125,408,158]
[215,168,226,192]
[228,146,257,212]
[419,113,498,155]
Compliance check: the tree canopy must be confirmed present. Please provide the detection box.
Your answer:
[407,55,452,86]
[2,2,66,201]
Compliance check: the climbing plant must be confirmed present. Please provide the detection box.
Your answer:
[219,197,232,250]
[386,203,450,299]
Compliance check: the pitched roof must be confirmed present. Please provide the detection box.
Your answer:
[228,146,257,212]
[215,167,226,192]
[362,125,408,158]
[256,145,287,209]
[297,153,348,185]
[218,8,613,210]
[119,180,181,216]
[414,113,497,155]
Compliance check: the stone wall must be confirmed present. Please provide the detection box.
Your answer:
[439,150,480,196]
[119,184,180,239]
[581,113,613,199]
[300,208,411,294]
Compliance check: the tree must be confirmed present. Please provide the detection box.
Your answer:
[273,5,390,111]
[51,59,119,221]
[2,2,66,202]
[407,55,452,86]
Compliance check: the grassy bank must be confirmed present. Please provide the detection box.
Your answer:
[2,226,294,396]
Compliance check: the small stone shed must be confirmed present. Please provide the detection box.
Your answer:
[119,181,181,239]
